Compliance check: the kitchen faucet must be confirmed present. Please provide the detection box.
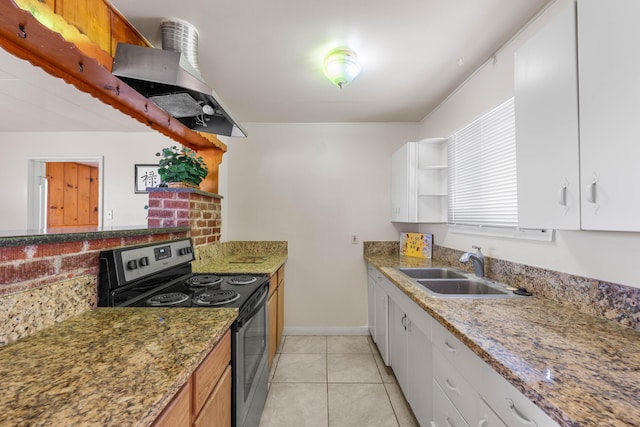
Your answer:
[460,246,485,277]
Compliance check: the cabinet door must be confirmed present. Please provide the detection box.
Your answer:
[193,365,232,427]
[391,142,417,222]
[407,319,432,426]
[578,0,640,231]
[367,273,376,339]
[374,282,390,365]
[388,298,408,393]
[152,379,191,427]
[514,2,581,230]
[277,280,285,348]
[268,293,277,368]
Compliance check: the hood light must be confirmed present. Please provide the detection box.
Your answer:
[323,47,361,88]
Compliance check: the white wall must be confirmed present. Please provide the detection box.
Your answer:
[223,123,418,331]
[418,0,640,289]
[0,131,171,230]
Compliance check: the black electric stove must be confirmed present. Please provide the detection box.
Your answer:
[97,237,270,427]
[97,238,268,310]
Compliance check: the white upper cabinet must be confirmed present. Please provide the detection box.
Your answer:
[515,0,640,232]
[578,0,640,231]
[391,142,416,222]
[515,2,581,230]
[391,138,448,223]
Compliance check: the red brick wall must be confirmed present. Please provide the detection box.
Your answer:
[0,231,188,297]
[147,190,221,246]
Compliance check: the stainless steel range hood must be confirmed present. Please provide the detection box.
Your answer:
[112,36,246,137]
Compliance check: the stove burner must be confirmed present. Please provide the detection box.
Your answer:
[188,275,223,287]
[228,275,258,285]
[194,289,240,306]
[147,292,189,307]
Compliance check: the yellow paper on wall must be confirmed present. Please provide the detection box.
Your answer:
[400,232,433,259]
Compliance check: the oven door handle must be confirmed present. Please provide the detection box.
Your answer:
[237,284,269,328]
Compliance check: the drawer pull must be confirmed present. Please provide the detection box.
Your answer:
[430,422,437,427]
[478,419,488,427]
[445,416,456,427]
[444,341,456,352]
[444,378,459,395]
[507,399,537,426]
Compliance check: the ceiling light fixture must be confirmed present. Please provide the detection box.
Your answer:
[323,47,361,88]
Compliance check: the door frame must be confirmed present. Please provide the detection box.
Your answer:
[27,156,104,230]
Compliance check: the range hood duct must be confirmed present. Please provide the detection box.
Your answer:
[112,19,246,137]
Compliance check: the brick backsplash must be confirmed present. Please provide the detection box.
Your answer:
[1,188,221,345]
[0,230,189,345]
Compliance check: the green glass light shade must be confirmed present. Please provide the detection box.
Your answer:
[323,47,361,88]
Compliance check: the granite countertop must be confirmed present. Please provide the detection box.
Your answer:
[0,226,190,247]
[0,307,237,427]
[194,241,288,275]
[365,253,640,427]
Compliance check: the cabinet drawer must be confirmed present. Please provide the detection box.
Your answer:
[432,379,469,427]
[432,348,477,423]
[432,321,481,390]
[480,365,559,427]
[478,398,507,427]
[193,330,231,415]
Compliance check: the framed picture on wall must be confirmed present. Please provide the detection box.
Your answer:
[134,164,161,193]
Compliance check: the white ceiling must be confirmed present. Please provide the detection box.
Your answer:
[0,0,553,131]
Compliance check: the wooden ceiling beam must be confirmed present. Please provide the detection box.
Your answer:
[0,0,226,192]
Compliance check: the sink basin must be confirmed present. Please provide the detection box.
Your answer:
[396,266,516,298]
[416,279,510,296]
[398,267,467,280]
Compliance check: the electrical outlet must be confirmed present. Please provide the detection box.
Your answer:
[351,234,359,244]
[106,210,113,220]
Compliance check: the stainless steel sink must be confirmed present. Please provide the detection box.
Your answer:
[416,279,510,296]
[398,267,467,280]
[396,267,515,298]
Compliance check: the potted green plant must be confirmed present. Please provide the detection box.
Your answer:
[156,145,208,188]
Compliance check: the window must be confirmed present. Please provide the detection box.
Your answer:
[447,98,517,228]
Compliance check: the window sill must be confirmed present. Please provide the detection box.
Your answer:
[448,224,554,242]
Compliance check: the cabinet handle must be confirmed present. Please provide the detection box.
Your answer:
[430,422,438,427]
[507,399,537,426]
[445,416,456,427]
[478,419,488,427]
[444,378,460,395]
[557,184,567,206]
[444,341,456,352]
[586,175,599,204]
[401,314,407,331]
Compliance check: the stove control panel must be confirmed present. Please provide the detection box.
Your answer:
[119,239,194,283]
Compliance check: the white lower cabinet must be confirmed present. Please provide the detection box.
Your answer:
[389,299,409,391]
[366,265,376,339]
[432,322,558,427]
[367,264,560,427]
[374,278,390,365]
[384,279,433,426]
[367,263,390,365]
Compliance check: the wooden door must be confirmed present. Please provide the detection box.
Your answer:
[46,162,99,228]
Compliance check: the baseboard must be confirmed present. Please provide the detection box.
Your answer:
[283,326,370,336]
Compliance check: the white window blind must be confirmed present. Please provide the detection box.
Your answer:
[447,98,518,228]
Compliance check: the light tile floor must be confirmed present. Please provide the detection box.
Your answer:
[259,335,419,427]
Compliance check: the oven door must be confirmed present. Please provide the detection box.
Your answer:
[234,284,269,427]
